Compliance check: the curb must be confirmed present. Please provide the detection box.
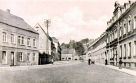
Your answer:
[96,63,136,76]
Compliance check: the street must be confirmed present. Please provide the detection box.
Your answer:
[0,62,136,83]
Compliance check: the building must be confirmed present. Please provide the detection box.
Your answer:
[34,23,52,64]
[52,37,61,61]
[87,32,107,64]
[106,1,136,68]
[61,48,78,61]
[0,9,39,66]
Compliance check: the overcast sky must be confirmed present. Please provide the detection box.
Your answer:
[0,0,133,43]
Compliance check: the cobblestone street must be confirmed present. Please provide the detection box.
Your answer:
[0,62,136,83]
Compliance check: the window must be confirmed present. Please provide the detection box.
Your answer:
[124,44,126,57]
[18,36,21,45]
[129,42,131,58]
[27,53,30,61]
[2,51,7,64]
[27,38,31,46]
[3,32,7,42]
[33,39,36,47]
[119,27,122,37]
[128,20,131,32]
[113,32,115,40]
[134,16,136,29]
[120,45,122,58]
[115,30,117,38]
[124,24,126,34]
[11,34,14,43]
[21,36,24,45]
[33,53,35,61]
[134,41,136,56]
[121,27,124,35]
[18,52,23,62]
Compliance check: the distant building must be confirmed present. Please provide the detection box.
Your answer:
[0,9,39,66]
[52,37,61,61]
[61,48,78,61]
[87,32,107,64]
[34,23,52,64]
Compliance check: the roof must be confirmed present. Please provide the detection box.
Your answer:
[34,23,52,41]
[0,9,38,34]
[88,32,106,48]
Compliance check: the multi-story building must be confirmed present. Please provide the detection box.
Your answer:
[0,9,39,66]
[87,32,107,64]
[52,37,61,61]
[34,23,52,64]
[106,1,136,68]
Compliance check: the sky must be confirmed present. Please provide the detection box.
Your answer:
[0,0,133,43]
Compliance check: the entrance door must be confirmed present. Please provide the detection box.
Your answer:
[11,52,14,66]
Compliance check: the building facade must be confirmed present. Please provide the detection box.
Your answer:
[106,1,136,67]
[34,23,52,64]
[0,9,39,66]
[61,49,78,61]
[87,32,107,64]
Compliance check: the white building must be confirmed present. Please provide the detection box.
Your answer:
[34,23,52,64]
[87,32,107,64]
[0,9,39,66]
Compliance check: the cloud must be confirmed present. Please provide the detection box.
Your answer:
[0,0,132,43]
[48,7,109,43]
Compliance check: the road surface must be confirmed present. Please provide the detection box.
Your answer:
[0,62,136,83]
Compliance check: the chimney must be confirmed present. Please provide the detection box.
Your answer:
[6,9,10,14]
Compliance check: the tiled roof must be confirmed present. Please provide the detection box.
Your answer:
[0,9,38,34]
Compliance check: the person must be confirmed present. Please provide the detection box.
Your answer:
[88,58,91,65]
[51,58,54,64]
[105,59,108,65]
[119,58,123,69]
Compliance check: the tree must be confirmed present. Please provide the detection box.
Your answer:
[74,42,85,56]
[80,38,89,44]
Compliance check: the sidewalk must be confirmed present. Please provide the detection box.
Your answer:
[0,61,81,72]
[96,63,136,76]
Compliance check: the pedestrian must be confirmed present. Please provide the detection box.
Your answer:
[88,58,91,65]
[119,58,123,69]
[51,58,54,64]
[105,59,108,65]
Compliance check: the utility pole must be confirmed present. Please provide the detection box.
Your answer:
[44,19,50,36]
[44,19,51,63]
